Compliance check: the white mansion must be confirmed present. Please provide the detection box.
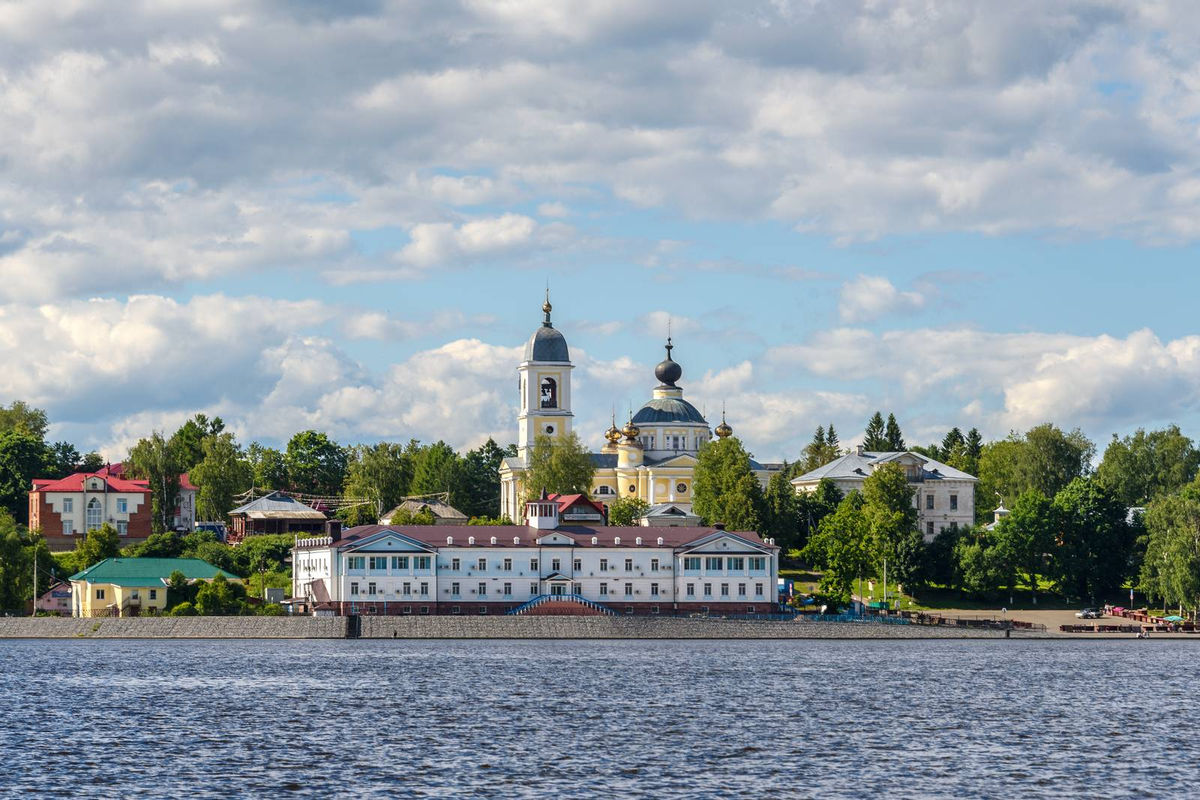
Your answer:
[791,447,977,540]
[292,495,780,616]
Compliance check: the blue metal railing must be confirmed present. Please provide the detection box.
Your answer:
[507,593,616,616]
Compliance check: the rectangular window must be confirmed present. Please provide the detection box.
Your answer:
[478,582,487,596]
[749,556,766,571]
[927,521,935,536]
[950,495,959,511]
[420,606,430,615]
[451,582,460,596]
[728,557,745,571]
[95,589,105,600]
[477,558,487,571]
[149,589,157,600]
[530,558,539,571]
[624,582,633,597]
[756,583,764,596]
[926,494,934,510]
[479,606,487,615]
[348,556,365,570]
[624,558,633,571]
[451,558,460,571]
[350,582,359,596]
[530,582,538,595]
[600,583,608,596]
[452,606,461,615]
[131,590,140,600]
[62,520,72,535]
[721,583,729,597]
[650,583,659,597]
[503,582,512,596]
[738,583,746,596]
[551,558,561,572]
[117,498,127,513]
[503,558,512,571]
[420,582,428,596]
[600,558,608,572]
[650,558,659,571]
[63,498,73,513]
[686,583,695,597]
[573,582,582,595]
[368,582,377,596]
[573,558,581,572]
[683,556,700,571]
[116,521,128,536]
[703,583,712,596]
[369,556,388,570]
[403,582,411,595]
[414,556,431,570]
[392,556,409,570]
[706,557,723,571]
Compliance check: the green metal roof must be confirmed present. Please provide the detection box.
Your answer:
[69,557,238,587]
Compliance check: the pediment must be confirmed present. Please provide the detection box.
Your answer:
[535,532,574,546]
[678,532,770,555]
[342,530,436,553]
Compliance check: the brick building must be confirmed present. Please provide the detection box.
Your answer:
[30,472,153,550]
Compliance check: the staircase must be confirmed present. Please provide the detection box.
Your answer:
[507,594,616,616]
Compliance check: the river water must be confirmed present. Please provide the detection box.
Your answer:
[2,638,1194,798]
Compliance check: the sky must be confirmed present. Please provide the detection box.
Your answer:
[2,0,1200,463]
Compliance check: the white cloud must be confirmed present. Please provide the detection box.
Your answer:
[838,274,929,323]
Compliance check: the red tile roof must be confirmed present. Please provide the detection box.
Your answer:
[99,462,197,491]
[31,472,150,494]
[311,524,772,551]
[547,493,605,516]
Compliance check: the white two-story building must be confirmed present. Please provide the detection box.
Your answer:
[292,495,780,616]
[791,447,977,540]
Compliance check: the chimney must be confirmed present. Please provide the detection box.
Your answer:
[325,519,342,541]
[855,444,864,456]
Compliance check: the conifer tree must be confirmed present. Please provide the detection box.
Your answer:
[863,412,888,451]
[885,413,906,452]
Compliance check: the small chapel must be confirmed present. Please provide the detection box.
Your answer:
[498,296,775,523]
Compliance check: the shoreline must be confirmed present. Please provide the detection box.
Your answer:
[0,615,1062,640]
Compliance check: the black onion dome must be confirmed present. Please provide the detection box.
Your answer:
[654,337,682,386]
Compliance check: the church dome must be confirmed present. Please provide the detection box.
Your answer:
[631,397,707,425]
[654,338,682,387]
[523,295,570,362]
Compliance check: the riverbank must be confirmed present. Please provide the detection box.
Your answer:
[0,615,1044,639]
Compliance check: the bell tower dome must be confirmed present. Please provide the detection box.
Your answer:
[517,290,574,459]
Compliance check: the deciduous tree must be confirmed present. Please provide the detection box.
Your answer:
[1052,477,1132,603]
[692,436,763,531]
[523,432,595,501]
[607,496,650,527]
[0,431,52,524]
[1096,426,1200,508]
[284,431,348,496]
[191,433,253,522]
[127,432,182,533]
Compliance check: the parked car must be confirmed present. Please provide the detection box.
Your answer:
[1075,608,1102,619]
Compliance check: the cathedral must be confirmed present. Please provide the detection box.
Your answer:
[498,296,775,523]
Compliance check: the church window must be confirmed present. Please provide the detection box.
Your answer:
[86,498,102,531]
[545,425,555,434]
[540,377,557,409]
[676,482,687,493]
[628,484,636,493]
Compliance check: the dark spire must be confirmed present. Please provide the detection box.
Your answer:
[654,335,682,387]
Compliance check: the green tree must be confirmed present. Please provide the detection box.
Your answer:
[607,496,651,526]
[340,442,413,526]
[456,439,512,518]
[285,431,348,496]
[884,413,906,451]
[523,432,596,501]
[247,443,289,490]
[798,424,842,473]
[1052,477,1132,603]
[0,431,53,523]
[692,436,763,531]
[962,428,983,476]
[1096,426,1200,508]
[993,490,1056,601]
[891,527,928,594]
[194,574,248,615]
[925,525,966,590]
[1140,483,1200,614]
[410,441,465,503]
[761,468,801,549]
[73,523,121,570]
[802,491,872,603]
[126,431,183,533]
[191,432,253,523]
[129,531,184,559]
[0,511,51,613]
[977,424,1094,520]
[795,478,843,549]
[47,441,81,478]
[953,527,1010,599]
[169,414,226,472]
[388,506,437,525]
[861,463,917,571]
[863,412,888,451]
[0,401,48,441]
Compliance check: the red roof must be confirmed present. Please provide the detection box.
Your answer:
[100,462,196,491]
[180,472,198,491]
[30,472,150,494]
[547,493,606,516]
[308,524,774,552]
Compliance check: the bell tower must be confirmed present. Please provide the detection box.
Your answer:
[517,291,574,459]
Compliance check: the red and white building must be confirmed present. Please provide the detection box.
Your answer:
[30,472,153,549]
[97,463,198,531]
[292,495,781,617]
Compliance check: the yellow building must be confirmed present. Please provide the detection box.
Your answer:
[69,557,240,617]
[499,298,774,522]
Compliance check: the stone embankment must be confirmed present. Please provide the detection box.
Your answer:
[0,615,1037,639]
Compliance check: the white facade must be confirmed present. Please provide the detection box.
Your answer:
[43,479,148,537]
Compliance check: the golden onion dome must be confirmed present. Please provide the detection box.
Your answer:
[715,416,733,439]
[605,424,622,443]
[622,420,641,440]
